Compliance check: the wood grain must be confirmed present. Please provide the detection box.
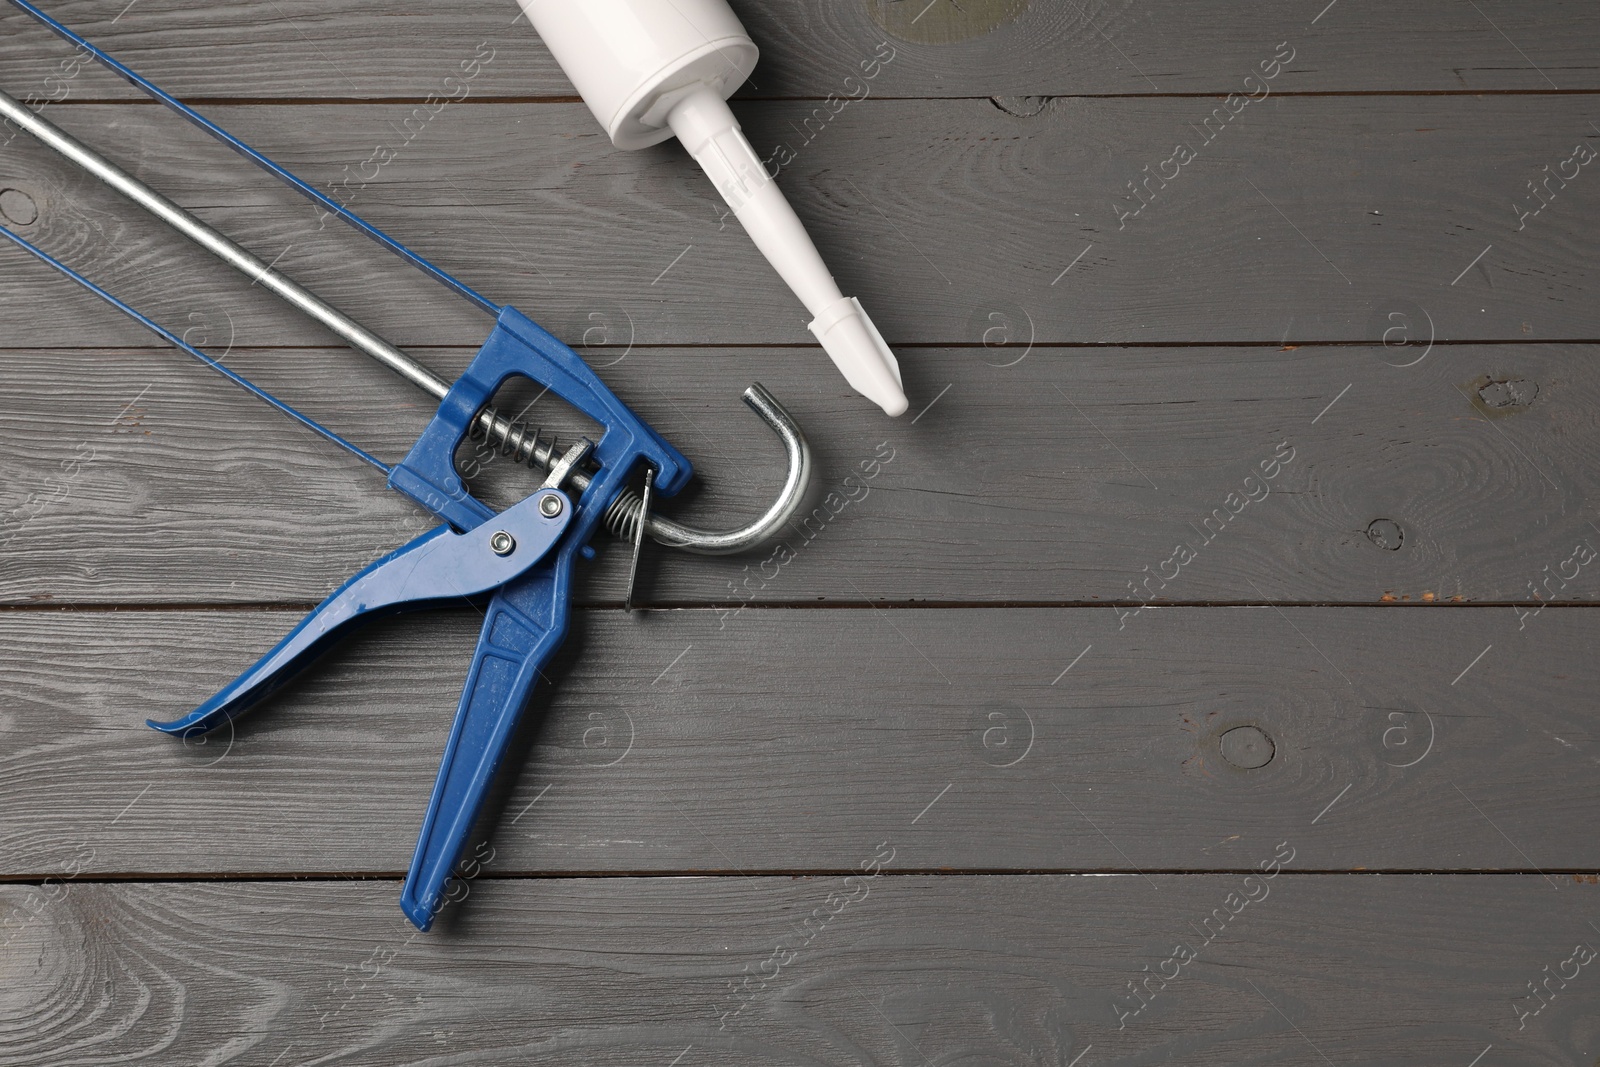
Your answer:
[0,343,1593,605]
[1,606,1594,877]
[1,3,1595,1063]
[1,97,1598,351]
[1,874,1594,1064]
[2,0,1597,99]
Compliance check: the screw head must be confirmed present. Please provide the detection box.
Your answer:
[489,531,516,556]
[539,494,564,518]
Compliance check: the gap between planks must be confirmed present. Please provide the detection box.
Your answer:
[3,601,1599,613]
[1,867,1594,885]
[5,339,1600,352]
[37,89,1600,106]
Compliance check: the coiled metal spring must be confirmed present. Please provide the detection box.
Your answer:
[468,405,648,543]
[600,487,648,542]
[468,406,561,471]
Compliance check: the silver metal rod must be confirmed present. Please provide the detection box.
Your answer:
[1,83,546,481]
[0,86,450,400]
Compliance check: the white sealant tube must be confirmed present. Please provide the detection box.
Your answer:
[515,0,909,417]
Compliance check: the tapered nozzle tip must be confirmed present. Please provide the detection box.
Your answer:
[809,297,908,417]
[876,388,910,418]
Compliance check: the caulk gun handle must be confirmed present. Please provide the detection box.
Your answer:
[398,545,577,931]
[149,490,572,740]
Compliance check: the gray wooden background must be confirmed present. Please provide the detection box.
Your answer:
[2,1,1598,1063]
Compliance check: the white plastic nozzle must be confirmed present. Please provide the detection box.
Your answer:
[515,0,909,417]
[666,88,907,416]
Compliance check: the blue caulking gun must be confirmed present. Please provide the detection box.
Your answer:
[0,1,811,930]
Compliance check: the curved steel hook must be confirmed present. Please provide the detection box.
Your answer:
[592,383,812,556]
[646,383,813,555]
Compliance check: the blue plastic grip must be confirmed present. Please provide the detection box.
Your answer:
[399,565,569,930]
[147,489,572,739]
[388,307,693,929]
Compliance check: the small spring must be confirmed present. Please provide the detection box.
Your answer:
[602,487,646,542]
[467,405,560,471]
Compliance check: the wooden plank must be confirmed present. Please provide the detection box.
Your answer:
[1,606,1595,877]
[3,9,1592,1067]
[1,97,1598,350]
[1,874,1595,1063]
[0,342,1595,605]
[3,0,1598,98]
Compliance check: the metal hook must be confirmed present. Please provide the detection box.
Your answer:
[468,383,811,557]
[600,383,813,556]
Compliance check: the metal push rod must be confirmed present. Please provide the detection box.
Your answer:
[0,86,447,398]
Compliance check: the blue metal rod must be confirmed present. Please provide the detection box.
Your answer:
[0,224,393,475]
[6,0,502,319]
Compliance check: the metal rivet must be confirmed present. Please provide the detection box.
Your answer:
[489,531,516,556]
[539,495,564,518]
